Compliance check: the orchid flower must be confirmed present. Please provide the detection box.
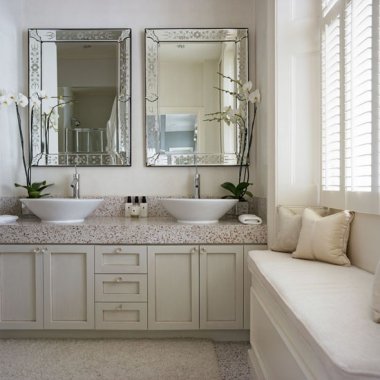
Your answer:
[0,89,56,196]
[0,93,16,106]
[36,90,48,99]
[248,89,261,104]
[16,93,29,107]
[204,72,261,188]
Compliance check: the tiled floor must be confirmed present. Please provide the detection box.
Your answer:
[214,341,251,380]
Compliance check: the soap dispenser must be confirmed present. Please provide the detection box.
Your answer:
[125,196,133,217]
[140,196,148,217]
[130,196,140,217]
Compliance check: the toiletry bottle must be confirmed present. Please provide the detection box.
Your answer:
[130,196,140,217]
[140,196,148,217]
[125,196,133,217]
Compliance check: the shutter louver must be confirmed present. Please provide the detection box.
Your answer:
[322,16,341,191]
[345,0,373,192]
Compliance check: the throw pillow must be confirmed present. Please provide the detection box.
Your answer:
[271,206,302,252]
[292,208,354,266]
[373,260,380,323]
[271,206,328,253]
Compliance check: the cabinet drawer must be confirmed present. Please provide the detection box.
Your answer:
[95,246,147,273]
[95,303,147,330]
[95,274,147,302]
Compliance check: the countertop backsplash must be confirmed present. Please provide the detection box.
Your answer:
[0,195,267,221]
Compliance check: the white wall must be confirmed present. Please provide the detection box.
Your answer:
[275,0,321,207]
[254,0,275,238]
[255,0,320,243]
[0,0,256,198]
[0,0,25,195]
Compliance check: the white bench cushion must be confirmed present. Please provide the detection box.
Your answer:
[249,250,380,379]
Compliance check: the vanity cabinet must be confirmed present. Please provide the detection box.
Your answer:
[0,244,94,330]
[0,242,265,332]
[0,245,43,329]
[200,245,244,329]
[44,245,94,329]
[148,244,245,330]
[148,245,199,330]
[94,246,148,330]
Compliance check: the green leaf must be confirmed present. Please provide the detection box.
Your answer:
[37,184,53,192]
[245,191,253,198]
[221,182,237,195]
[14,183,28,189]
[236,182,252,192]
[28,191,42,198]
[31,181,47,190]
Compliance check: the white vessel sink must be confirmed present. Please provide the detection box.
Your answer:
[160,198,238,224]
[20,198,103,223]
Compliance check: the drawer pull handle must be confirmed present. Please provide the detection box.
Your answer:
[115,248,122,254]
[115,277,123,283]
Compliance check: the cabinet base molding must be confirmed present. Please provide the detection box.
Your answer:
[0,329,249,342]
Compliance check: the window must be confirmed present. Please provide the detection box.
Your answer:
[321,0,379,213]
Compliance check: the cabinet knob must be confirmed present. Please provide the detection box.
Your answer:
[201,247,207,254]
[33,247,41,253]
[115,277,123,283]
[41,248,47,253]
[191,247,197,254]
[116,304,123,310]
[115,248,122,254]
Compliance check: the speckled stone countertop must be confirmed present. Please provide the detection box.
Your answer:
[0,216,267,245]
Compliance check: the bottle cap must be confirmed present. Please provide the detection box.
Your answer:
[134,196,139,203]
[141,196,147,203]
[127,196,132,203]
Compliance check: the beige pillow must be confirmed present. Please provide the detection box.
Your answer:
[373,261,380,323]
[292,208,354,266]
[271,207,302,252]
[271,206,328,253]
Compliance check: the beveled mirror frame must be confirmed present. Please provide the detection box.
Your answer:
[145,28,249,167]
[29,28,131,166]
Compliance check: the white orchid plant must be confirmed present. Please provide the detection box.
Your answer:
[0,90,70,198]
[204,73,260,201]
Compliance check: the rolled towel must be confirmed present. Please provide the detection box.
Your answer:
[0,215,18,224]
[238,214,262,225]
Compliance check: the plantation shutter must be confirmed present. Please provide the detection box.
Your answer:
[321,0,379,213]
[321,15,341,192]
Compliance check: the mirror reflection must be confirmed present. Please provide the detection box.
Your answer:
[29,29,131,166]
[145,28,248,166]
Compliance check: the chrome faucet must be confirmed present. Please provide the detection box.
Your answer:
[194,166,200,199]
[71,166,80,199]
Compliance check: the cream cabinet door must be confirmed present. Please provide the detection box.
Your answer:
[200,245,244,329]
[44,245,94,329]
[244,245,267,329]
[148,245,199,330]
[0,245,43,329]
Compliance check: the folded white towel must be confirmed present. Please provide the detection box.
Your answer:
[0,215,18,224]
[238,214,262,225]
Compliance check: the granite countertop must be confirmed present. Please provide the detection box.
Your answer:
[0,216,267,245]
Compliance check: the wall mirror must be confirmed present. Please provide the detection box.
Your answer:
[29,28,131,166]
[145,28,248,166]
